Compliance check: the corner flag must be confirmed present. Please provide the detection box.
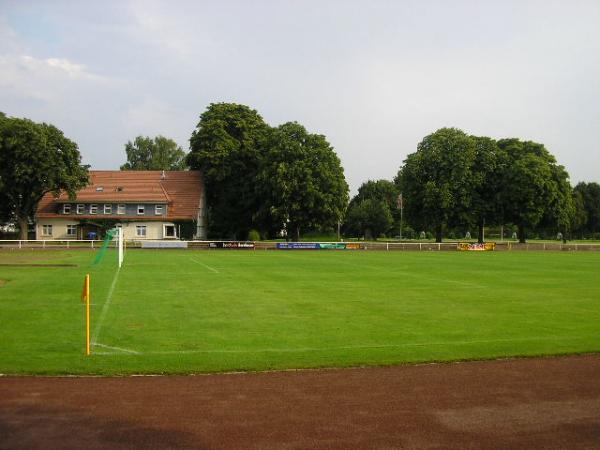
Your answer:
[81,274,91,355]
[81,274,90,303]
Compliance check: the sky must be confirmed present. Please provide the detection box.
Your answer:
[1,0,599,195]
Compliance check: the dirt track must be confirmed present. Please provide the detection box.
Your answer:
[1,355,599,449]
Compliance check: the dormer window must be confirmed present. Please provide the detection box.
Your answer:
[117,186,124,192]
[137,205,145,215]
[96,186,104,192]
[62,204,71,214]
[155,205,164,215]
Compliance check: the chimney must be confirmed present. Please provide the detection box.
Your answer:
[161,170,166,180]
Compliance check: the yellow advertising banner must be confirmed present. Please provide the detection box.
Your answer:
[457,242,496,251]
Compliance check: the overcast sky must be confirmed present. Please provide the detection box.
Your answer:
[1,0,599,194]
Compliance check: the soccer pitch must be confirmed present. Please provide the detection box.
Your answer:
[1,248,599,375]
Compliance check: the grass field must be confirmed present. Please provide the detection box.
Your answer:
[1,248,599,375]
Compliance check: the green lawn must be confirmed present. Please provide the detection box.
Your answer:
[0,248,599,375]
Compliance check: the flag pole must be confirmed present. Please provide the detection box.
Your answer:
[82,274,91,356]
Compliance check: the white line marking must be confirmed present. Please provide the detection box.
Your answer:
[190,257,219,273]
[91,267,120,345]
[93,342,140,354]
[91,336,583,356]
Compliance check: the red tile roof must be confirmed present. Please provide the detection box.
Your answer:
[36,171,203,221]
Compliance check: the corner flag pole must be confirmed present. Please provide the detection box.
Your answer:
[82,273,91,356]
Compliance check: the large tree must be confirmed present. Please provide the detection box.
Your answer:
[470,136,507,243]
[256,122,349,241]
[497,139,572,243]
[395,128,476,242]
[121,135,187,170]
[345,179,399,238]
[573,182,600,236]
[187,103,270,239]
[344,198,393,240]
[0,116,89,239]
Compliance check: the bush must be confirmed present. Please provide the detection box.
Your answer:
[248,229,261,241]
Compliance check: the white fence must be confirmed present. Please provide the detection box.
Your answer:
[0,239,106,249]
[1,240,600,251]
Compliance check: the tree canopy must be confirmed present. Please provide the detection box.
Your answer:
[120,135,187,170]
[256,122,349,241]
[345,180,399,239]
[187,104,349,240]
[497,139,573,243]
[573,182,600,237]
[393,129,575,243]
[0,115,89,238]
[395,128,476,242]
[187,103,270,239]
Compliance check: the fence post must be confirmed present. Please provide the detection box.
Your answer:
[19,240,22,249]
[43,240,45,249]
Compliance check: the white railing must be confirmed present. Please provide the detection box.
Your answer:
[0,239,101,249]
[1,240,600,251]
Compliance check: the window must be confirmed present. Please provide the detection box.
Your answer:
[90,204,98,214]
[164,225,176,238]
[42,225,53,236]
[136,225,147,237]
[63,204,71,214]
[104,204,112,214]
[66,225,77,237]
[117,204,126,215]
[155,205,164,215]
[77,204,85,214]
[137,205,145,215]
[96,186,104,192]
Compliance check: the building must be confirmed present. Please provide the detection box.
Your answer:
[35,170,206,240]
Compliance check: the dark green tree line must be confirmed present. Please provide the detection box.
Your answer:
[187,103,348,240]
[395,128,574,243]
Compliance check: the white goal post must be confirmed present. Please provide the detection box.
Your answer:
[118,227,124,268]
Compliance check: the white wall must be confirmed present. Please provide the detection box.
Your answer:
[36,219,79,240]
[35,219,177,240]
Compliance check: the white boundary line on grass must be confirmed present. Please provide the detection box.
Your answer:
[190,257,219,273]
[94,342,140,354]
[92,335,582,356]
[91,266,120,345]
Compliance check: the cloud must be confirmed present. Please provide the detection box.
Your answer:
[0,54,114,102]
[19,54,109,82]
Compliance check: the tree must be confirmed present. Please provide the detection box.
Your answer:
[187,103,270,239]
[346,180,399,237]
[344,199,392,239]
[573,182,600,236]
[497,139,572,243]
[395,128,476,242]
[120,135,187,170]
[256,122,349,241]
[570,188,588,239]
[470,136,507,243]
[0,116,89,239]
